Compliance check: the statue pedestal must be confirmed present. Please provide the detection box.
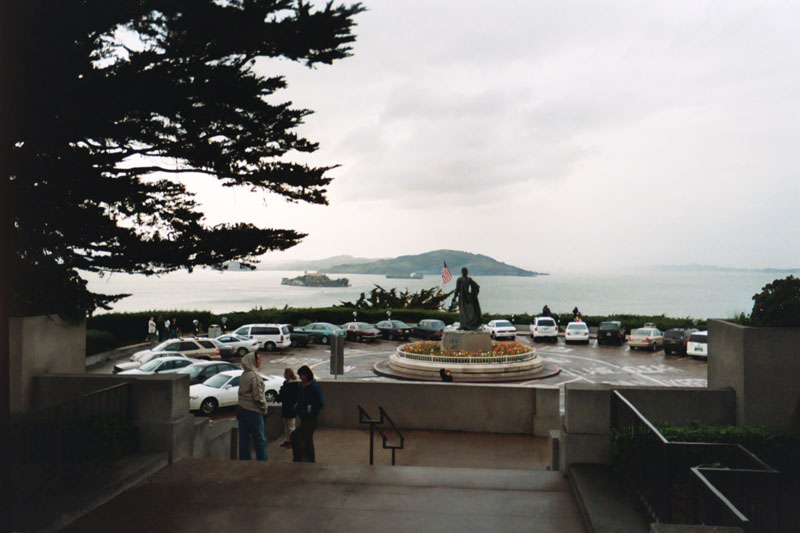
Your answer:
[442,329,492,354]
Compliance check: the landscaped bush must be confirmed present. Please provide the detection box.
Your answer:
[85,329,118,356]
[750,275,800,327]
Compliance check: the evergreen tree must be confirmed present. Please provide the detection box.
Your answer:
[4,0,365,317]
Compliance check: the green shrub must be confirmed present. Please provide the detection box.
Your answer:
[750,275,800,327]
[85,329,119,356]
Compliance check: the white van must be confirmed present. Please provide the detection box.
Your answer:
[686,331,708,359]
[232,323,291,351]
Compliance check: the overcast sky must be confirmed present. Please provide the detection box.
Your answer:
[187,0,800,273]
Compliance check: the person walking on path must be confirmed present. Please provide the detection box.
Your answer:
[237,351,268,461]
[278,368,301,448]
[291,365,324,463]
[147,316,156,342]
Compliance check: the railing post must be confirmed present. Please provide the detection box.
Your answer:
[369,423,375,465]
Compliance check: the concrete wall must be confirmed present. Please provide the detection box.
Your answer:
[318,380,560,436]
[9,315,86,413]
[709,319,800,429]
[33,373,196,463]
[560,383,737,472]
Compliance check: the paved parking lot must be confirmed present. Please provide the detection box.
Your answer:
[93,333,707,416]
[257,336,707,388]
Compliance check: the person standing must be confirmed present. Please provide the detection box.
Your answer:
[542,305,551,317]
[156,315,165,341]
[278,368,301,448]
[147,316,156,342]
[291,365,324,463]
[170,317,178,338]
[439,368,453,382]
[237,352,268,461]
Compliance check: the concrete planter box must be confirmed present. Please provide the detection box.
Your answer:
[9,314,86,413]
[708,319,800,429]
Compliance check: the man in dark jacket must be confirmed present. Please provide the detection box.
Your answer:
[291,365,324,462]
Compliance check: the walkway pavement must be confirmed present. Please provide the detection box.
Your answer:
[64,429,587,532]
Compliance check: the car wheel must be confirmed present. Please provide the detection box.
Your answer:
[321,335,329,345]
[237,347,248,357]
[490,332,495,340]
[630,346,635,351]
[265,341,276,352]
[200,398,218,415]
[265,390,278,403]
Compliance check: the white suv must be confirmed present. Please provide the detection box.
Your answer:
[531,317,559,342]
[232,323,291,351]
[686,331,708,359]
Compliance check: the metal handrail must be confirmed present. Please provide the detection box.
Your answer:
[611,389,778,529]
[357,405,405,466]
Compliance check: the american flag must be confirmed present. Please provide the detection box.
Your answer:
[441,260,452,286]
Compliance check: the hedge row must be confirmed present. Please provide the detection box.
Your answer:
[87,307,707,352]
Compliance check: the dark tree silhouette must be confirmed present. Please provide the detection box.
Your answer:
[339,285,455,311]
[4,0,365,317]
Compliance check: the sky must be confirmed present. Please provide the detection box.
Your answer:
[185,0,800,273]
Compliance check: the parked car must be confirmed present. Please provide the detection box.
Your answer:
[189,370,284,415]
[289,327,310,348]
[213,334,259,357]
[118,355,196,376]
[295,322,344,345]
[341,322,382,342]
[663,328,698,356]
[375,320,413,341]
[531,316,559,342]
[411,319,446,340]
[483,319,517,340]
[597,321,626,346]
[564,321,590,344]
[628,327,664,351]
[129,337,220,364]
[174,361,239,385]
[686,331,708,359]
[232,324,291,351]
[114,351,195,373]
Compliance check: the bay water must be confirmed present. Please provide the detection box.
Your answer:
[83,268,783,319]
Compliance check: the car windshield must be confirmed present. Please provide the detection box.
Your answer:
[599,322,618,330]
[689,333,708,343]
[567,324,587,330]
[178,365,204,378]
[424,320,445,328]
[632,329,654,336]
[392,321,409,327]
[150,341,175,352]
[664,330,684,339]
[203,374,231,388]
[494,320,514,327]
[537,319,556,326]
[140,359,166,372]
[355,322,373,329]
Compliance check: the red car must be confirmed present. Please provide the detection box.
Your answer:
[342,322,382,342]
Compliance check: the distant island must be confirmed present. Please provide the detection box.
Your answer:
[281,272,350,287]
[325,249,546,277]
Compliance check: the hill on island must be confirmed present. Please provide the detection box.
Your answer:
[325,250,546,277]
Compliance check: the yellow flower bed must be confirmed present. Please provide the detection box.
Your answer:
[401,340,531,358]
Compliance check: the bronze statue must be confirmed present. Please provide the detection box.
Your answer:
[452,267,482,330]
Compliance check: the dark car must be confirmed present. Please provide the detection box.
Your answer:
[290,332,310,348]
[175,361,238,385]
[375,320,413,341]
[663,328,698,356]
[411,319,446,340]
[597,321,626,346]
[342,322,382,342]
